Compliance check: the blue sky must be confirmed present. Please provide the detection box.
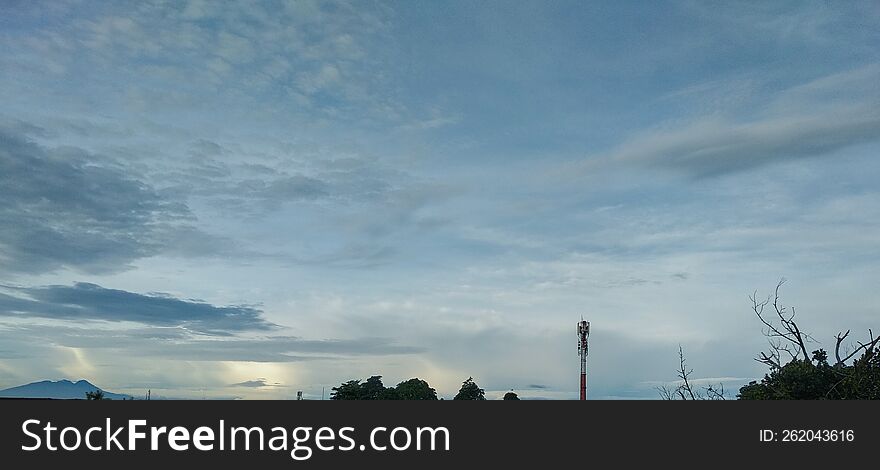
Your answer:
[0,0,878,399]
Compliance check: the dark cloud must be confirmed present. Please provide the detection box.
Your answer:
[229,378,281,388]
[0,282,275,335]
[0,128,222,274]
[528,384,549,389]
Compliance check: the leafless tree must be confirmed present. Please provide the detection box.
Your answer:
[752,278,880,370]
[834,328,880,366]
[750,278,817,369]
[661,278,878,399]
[657,346,725,400]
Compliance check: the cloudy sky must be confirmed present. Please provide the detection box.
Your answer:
[0,0,878,399]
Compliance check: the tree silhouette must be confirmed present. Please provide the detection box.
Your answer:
[660,279,879,400]
[739,347,880,399]
[360,375,387,400]
[330,376,438,400]
[738,280,880,399]
[453,377,485,400]
[85,389,105,400]
[330,380,363,400]
[503,391,520,400]
[395,378,438,400]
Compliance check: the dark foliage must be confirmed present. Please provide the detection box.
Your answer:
[453,377,486,400]
[330,376,437,400]
[738,348,880,399]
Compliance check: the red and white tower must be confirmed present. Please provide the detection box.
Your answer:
[577,319,590,400]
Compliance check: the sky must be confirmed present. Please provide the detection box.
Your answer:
[0,0,878,399]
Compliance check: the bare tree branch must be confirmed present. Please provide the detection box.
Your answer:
[659,346,726,400]
[656,385,676,400]
[704,383,725,400]
[677,345,696,400]
[833,328,880,366]
[752,278,813,364]
[834,330,851,365]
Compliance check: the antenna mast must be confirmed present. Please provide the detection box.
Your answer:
[577,319,590,400]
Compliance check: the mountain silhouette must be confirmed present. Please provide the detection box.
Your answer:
[0,379,132,400]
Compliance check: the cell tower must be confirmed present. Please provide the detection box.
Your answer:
[577,319,590,400]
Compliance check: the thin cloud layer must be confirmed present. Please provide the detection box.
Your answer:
[0,321,425,363]
[595,67,880,177]
[608,107,880,176]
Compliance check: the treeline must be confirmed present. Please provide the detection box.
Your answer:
[736,280,880,399]
[739,348,880,399]
[664,280,880,400]
[330,376,520,400]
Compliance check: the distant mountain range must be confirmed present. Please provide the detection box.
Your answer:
[0,379,132,400]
